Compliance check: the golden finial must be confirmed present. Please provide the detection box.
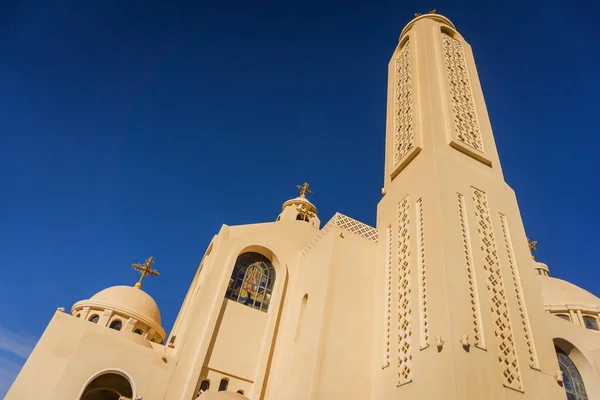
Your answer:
[527,238,538,260]
[429,9,437,14]
[132,256,160,289]
[296,182,312,198]
[414,13,422,17]
[296,204,316,222]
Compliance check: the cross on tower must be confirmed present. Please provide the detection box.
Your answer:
[132,256,160,289]
[296,182,312,198]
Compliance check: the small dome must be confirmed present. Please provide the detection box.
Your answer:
[72,285,165,340]
[90,286,162,324]
[281,196,317,214]
[538,276,600,311]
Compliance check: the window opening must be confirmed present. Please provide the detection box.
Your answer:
[88,314,99,323]
[109,320,122,331]
[133,329,143,335]
[556,347,588,399]
[583,316,598,331]
[556,314,570,321]
[218,379,228,391]
[199,380,210,393]
[225,252,276,312]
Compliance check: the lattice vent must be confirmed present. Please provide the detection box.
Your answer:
[416,198,429,348]
[397,197,413,386]
[458,193,484,348]
[383,224,393,368]
[473,188,522,391]
[500,214,539,369]
[300,213,378,260]
[333,214,379,241]
[393,41,414,166]
[442,33,484,152]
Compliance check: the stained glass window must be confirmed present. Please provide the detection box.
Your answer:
[556,347,588,400]
[583,316,598,331]
[225,252,275,312]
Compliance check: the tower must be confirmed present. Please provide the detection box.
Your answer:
[374,13,565,399]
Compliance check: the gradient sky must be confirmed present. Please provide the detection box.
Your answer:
[1,0,599,395]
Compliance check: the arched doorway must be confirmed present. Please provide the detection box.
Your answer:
[555,347,588,400]
[80,373,133,400]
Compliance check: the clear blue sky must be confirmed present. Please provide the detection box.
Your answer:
[0,0,599,394]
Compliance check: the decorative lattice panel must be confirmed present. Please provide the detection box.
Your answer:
[397,197,413,386]
[383,224,393,368]
[393,41,414,166]
[500,214,539,369]
[300,213,378,259]
[442,33,484,153]
[333,214,379,241]
[473,188,522,390]
[416,198,429,348]
[458,193,485,348]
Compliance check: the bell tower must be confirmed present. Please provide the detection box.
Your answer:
[375,13,565,399]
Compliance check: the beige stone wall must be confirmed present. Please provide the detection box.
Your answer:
[6,311,171,400]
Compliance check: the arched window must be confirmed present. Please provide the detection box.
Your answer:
[556,347,588,400]
[199,379,210,392]
[296,214,310,222]
[76,313,81,318]
[556,314,571,321]
[583,316,598,331]
[225,252,276,312]
[218,378,228,391]
[89,314,99,324]
[80,372,133,400]
[133,329,143,335]
[109,320,122,331]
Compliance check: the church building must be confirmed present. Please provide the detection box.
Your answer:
[6,12,600,400]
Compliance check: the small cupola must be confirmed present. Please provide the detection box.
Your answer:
[71,257,166,343]
[277,182,320,228]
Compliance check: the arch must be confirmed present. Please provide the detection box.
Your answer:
[89,314,100,323]
[133,328,143,335]
[109,320,122,331]
[218,378,229,391]
[225,251,276,312]
[554,338,599,399]
[556,347,588,399]
[79,370,134,400]
[199,379,210,392]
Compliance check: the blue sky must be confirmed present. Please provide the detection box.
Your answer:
[1,0,599,395]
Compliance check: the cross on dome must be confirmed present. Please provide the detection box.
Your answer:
[527,238,538,260]
[296,182,312,198]
[132,256,160,289]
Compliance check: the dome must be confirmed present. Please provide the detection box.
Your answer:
[72,285,165,340]
[281,196,317,214]
[538,276,600,312]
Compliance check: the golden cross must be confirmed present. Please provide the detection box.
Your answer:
[297,205,315,222]
[527,238,538,260]
[296,182,312,198]
[132,256,160,289]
